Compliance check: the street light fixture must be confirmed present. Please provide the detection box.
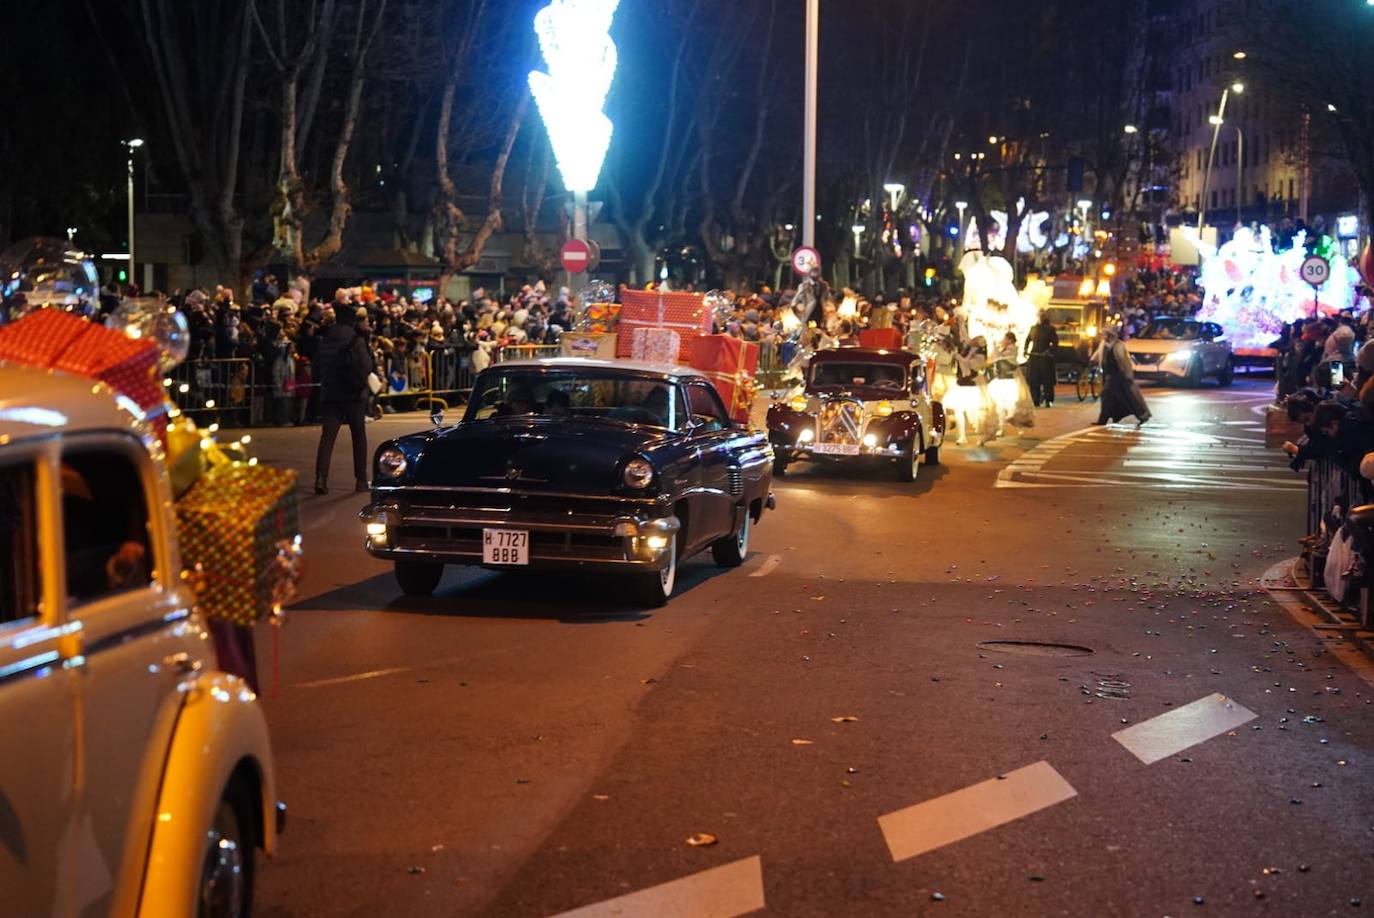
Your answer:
[1123,124,1138,134]
[1197,83,1243,233]
[851,223,865,256]
[1233,51,1247,60]
[883,183,906,212]
[122,138,145,288]
[527,0,621,258]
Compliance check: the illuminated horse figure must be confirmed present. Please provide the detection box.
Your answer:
[528,0,621,194]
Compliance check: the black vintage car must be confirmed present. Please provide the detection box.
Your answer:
[361,358,775,606]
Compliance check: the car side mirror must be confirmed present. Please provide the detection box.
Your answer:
[430,406,445,427]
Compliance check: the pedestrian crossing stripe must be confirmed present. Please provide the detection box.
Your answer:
[995,423,1300,491]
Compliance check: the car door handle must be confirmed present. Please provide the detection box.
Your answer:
[162,651,202,675]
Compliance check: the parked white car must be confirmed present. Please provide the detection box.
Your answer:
[1125,317,1234,386]
[0,365,281,917]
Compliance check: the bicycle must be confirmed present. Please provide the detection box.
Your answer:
[1075,364,1101,402]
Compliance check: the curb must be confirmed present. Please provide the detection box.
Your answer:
[1262,558,1374,686]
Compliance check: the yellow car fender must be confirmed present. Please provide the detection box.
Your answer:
[138,671,277,917]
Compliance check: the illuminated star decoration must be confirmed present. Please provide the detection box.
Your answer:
[528,0,621,193]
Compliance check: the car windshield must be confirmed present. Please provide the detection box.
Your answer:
[810,361,906,390]
[465,369,686,431]
[1139,319,1201,341]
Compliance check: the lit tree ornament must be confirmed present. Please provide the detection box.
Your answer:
[527,0,621,193]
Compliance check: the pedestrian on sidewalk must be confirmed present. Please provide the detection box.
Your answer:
[1024,311,1059,407]
[313,305,373,494]
[1092,327,1151,428]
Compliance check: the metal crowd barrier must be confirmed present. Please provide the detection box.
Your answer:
[166,358,258,425]
[1304,458,1374,627]
[1306,459,1371,540]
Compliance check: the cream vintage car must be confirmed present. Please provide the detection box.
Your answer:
[0,365,281,917]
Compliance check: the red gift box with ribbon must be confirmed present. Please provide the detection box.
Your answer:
[858,327,903,350]
[615,288,710,362]
[689,334,760,424]
[0,309,167,436]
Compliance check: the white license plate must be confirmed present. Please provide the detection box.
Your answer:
[482,529,529,565]
[811,442,861,456]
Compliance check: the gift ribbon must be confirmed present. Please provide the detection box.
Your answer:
[699,341,759,420]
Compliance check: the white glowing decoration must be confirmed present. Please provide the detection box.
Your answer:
[958,250,1038,348]
[965,201,1052,254]
[528,0,620,192]
[1195,225,1359,350]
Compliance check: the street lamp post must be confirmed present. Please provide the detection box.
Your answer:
[954,200,968,259]
[803,0,818,249]
[123,138,144,288]
[1198,82,1243,233]
[1234,125,1245,226]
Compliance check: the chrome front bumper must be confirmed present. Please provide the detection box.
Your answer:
[360,501,681,571]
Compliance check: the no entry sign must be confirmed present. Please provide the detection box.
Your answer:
[561,239,592,274]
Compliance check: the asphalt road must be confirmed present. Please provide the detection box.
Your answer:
[249,377,1374,918]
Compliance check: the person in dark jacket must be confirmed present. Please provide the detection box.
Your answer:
[313,307,373,494]
[1024,312,1059,407]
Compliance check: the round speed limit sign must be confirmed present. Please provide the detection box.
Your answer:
[1301,254,1331,288]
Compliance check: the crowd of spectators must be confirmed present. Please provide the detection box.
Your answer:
[170,276,582,423]
[1279,315,1374,483]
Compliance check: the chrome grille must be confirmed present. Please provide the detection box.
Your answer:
[727,467,743,497]
[818,398,863,445]
[1131,353,1163,365]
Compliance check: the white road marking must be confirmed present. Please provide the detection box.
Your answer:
[996,419,1298,491]
[292,666,414,689]
[749,554,783,578]
[550,856,765,918]
[877,761,1077,863]
[1112,693,1257,765]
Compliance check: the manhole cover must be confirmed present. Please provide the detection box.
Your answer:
[977,640,1094,657]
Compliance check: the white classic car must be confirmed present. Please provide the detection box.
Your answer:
[0,365,281,917]
[1125,317,1235,386]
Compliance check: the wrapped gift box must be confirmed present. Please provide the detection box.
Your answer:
[615,289,710,361]
[0,308,91,366]
[858,327,903,350]
[560,332,618,360]
[0,308,167,435]
[689,334,760,424]
[630,327,682,365]
[176,463,300,627]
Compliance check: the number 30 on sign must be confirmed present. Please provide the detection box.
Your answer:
[1301,254,1330,287]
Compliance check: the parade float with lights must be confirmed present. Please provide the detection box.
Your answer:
[1194,225,1363,353]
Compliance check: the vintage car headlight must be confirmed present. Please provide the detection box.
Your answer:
[798,428,815,443]
[875,400,894,417]
[377,448,408,478]
[622,458,655,489]
[789,394,808,412]
[863,433,879,447]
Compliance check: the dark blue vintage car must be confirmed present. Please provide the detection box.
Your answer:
[361,358,775,606]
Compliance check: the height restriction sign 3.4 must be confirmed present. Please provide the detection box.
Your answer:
[1301,254,1330,288]
[561,239,592,274]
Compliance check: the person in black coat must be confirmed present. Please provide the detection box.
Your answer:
[313,307,373,494]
